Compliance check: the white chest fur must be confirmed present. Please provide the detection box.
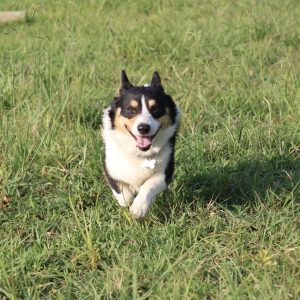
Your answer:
[142,158,156,169]
[104,129,171,189]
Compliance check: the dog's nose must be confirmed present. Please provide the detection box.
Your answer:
[137,123,150,134]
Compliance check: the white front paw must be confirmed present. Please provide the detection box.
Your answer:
[129,201,148,219]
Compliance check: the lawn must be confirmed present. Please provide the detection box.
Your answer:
[0,0,299,298]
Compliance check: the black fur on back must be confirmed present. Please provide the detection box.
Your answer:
[165,133,177,185]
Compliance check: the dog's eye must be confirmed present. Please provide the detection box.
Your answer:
[126,107,136,114]
[151,105,160,114]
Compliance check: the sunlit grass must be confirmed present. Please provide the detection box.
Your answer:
[0,0,299,298]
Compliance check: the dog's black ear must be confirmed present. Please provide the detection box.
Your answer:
[119,70,132,93]
[150,71,163,89]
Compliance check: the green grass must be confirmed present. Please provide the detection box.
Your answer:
[0,0,300,298]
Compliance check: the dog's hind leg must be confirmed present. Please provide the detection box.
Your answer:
[112,183,135,207]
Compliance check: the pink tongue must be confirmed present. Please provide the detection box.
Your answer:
[136,136,152,148]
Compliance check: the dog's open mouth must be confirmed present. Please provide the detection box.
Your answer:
[125,125,161,151]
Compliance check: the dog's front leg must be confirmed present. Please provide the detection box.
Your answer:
[129,173,166,219]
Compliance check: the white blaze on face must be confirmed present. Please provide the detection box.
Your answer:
[132,95,161,150]
[132,95,160,136]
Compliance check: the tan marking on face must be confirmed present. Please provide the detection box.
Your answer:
[157,108,172,129]
[130,100,139,108]
[148,99,156,108]
[114,107,139,135]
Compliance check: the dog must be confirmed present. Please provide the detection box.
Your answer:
[102,70,180,219]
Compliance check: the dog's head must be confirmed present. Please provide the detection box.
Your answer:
[106,70,178,152]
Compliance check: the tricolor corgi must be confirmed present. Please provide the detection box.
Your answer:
[102,71,180,219]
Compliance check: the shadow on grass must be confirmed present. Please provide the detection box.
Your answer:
[68,154,300,223]
[186,156,299,205]
[156,155,300,219]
